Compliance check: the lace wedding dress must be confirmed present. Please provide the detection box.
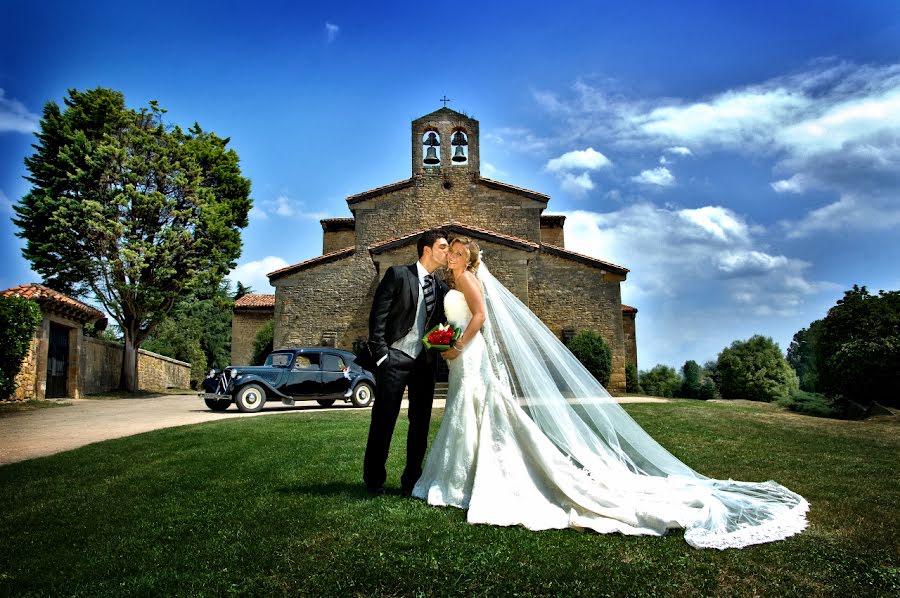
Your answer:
[412,265,809,549]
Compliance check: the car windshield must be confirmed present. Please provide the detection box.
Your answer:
[264,353,293,368]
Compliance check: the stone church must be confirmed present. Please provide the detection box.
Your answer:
[232,107,637,391]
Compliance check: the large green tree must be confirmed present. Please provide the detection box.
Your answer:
[816,285,900,408]
[716,335,798,402]
[13,88,251,391]
[787,319,824,392]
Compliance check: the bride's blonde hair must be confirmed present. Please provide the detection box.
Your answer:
[447,237,481,289]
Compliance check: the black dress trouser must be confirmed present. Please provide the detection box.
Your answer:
[363,348,436,491]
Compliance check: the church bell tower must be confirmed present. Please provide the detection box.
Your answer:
[411,106,480,178]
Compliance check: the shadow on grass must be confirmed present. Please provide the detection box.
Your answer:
[274,481,373,500]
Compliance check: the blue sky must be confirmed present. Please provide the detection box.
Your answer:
[2,0,899,370]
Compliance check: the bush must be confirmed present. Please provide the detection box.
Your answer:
[776,389,862,419]
[625,362,641,393]
[716,335,799,402]
[639,365,681,398]
[251,320,274,366]
[566,330,612,387]
[697,378,718,401]
[0,296,43,400]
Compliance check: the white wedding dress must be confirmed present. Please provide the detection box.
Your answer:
[413,272,809,550]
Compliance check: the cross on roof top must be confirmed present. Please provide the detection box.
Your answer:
[440,95,451,107]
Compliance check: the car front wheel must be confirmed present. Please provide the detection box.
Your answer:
[204,398,231,412]
[351,382,375,408]
[235,384,266,413]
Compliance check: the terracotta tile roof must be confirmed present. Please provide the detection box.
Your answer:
[320,217,355,231]
[267,246,355,281]
[1,283,105,321]
[622,304,638,314]
[234,294,275,309]
[539,244,630,275]
[346,179,415,205]
[478,177,550,202]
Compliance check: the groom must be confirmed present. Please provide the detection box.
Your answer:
[363,230,450,495]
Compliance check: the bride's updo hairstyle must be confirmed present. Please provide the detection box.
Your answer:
[447,236,481,289]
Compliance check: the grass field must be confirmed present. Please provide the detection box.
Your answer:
[1,400,897,596]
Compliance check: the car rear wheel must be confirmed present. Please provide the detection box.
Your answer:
[351,382,375,408]
[204,398,231,411]
[235,384,266,412]
[317,399,336,407]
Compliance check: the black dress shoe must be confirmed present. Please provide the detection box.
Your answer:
[367,486,386,496]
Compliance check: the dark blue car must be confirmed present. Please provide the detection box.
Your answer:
[200,348,376,412]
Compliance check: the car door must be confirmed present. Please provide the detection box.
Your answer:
[320,353,351,398]
[284,352,323,397]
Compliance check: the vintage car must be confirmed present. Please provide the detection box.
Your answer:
[199,348,376,412]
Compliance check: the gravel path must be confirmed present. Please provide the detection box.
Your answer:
[0,394,667,466]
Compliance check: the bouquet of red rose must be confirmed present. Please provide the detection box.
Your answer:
[422,323,462,351]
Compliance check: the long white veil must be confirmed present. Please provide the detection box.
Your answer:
[475,260,809,549]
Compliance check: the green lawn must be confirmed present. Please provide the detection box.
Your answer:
[1,400,897,597]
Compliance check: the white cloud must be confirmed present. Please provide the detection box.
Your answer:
[559,172,594,195]
[632,166,675,187]
[325,22,339,42]
[0,89,39,134]
[665,146,693,156]
[481,161,508,179]
[0,189,13,213]
[535,61,900,235]
[561,204,830,315]
[483,127,550,153]
[229,256,289,294]
[255,194,329,220]
[545,147,611,172]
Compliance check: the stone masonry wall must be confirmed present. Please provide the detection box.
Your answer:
[323,230,356,254]
[273,253,378,351]
[623,312,637,368]
[80,338,190,394]
[351,174,543,252]
[231,309,274,365]
[11,336,39,401]
[527,253,627,393]
[540,225,565,247]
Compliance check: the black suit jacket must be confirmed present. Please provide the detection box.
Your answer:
[368,264,448,364]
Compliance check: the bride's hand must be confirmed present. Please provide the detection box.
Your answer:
[442,347,461,361]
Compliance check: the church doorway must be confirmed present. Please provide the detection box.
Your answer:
[46,322,70,398]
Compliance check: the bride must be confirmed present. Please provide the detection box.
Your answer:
[412,236,809,549]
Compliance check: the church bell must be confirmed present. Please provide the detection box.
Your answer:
[424,145,440,165]
[452,145,467,162]
[451,130,468,146]
[424,132,440,146]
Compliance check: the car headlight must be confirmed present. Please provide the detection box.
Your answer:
[230,369,238,379]
[208,369,216,378]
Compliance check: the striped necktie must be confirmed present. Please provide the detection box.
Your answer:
[423,274,435,316]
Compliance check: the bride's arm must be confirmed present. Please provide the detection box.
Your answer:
[444,271,485,361]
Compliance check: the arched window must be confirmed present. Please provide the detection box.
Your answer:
[450,129,468,164]
[422,131,440,166]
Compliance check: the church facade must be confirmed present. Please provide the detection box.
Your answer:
[233,107,637,391]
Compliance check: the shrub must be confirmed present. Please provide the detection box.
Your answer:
[716,335,799,402]
[251,320,274,366]
[625,362,641,393]
[639,365,681,398]
[697,378,718,401]
[567,330,612,387]
[777,389,847,419]
[0,296,43,400]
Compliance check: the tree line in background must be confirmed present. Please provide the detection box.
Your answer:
[625,285,899,419]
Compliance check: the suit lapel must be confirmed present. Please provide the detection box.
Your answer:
[406,263,419,308]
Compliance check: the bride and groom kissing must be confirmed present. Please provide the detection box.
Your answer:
[359,230,810,549]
